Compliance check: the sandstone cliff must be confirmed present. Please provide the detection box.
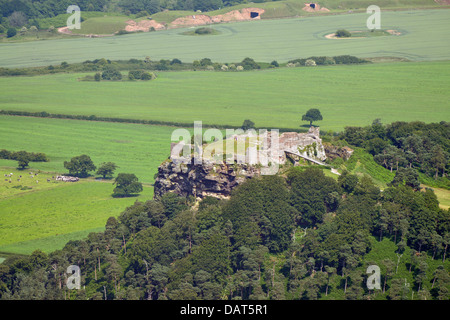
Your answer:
[153,126,331,200]
[153,158,261,200]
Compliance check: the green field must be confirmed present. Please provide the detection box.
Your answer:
[0,5,449,262]
[0,167,153,255]
[70,16,130,35]
[0,116,178,183]
[1,9,449,68]
[0,116,172,256]
[0,60,448,131]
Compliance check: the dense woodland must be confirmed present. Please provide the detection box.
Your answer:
[341,120,450,188]
[0,119,449,300]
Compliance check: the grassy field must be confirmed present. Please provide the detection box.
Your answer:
[0,9,449,68]
[0,116,179,183]
[0,166,153,256]
[0,60,448,131]
[70,16,130,35]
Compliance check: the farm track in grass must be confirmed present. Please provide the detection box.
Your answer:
[0,61,448,132]
[1,9,449,68]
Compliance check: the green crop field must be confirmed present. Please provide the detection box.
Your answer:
[0,9,449,68]
[0,116,179,183]
[0,167,154,256]
[1,60,448,131]
[70,16,129,35]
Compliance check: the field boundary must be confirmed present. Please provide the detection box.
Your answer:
[0,110,309,133]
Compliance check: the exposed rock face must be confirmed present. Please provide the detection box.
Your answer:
[153,158,261,200]
[323,143,354,161]
[154,126,328,200]
[169,8,265,28]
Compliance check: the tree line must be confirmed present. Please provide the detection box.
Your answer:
[0,166,448,300]
[0,149,48,169]
[341,120,449,187]
[63,154,142,197]
[0,0,268,30]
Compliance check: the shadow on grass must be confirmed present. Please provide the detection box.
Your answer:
[111,193,141,198]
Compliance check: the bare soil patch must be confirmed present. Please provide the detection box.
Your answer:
[125,19,166,32]
[170,8,265,28]
[302,3,330,12]
[57,26,72,34]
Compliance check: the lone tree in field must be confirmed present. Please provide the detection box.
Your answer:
[112,173,143,197]
[96,162,118,179]
[302,108,323,127]
[15,151,30,169]
[335,29,351,38]
[64,154,96,177]
[241,119,255,131]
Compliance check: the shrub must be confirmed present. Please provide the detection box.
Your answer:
[7,28,17,38]
[170,58,182,65]
[194,27,213,35]
[270,60,279,67]
[287,58,306,66]
[116,29,131,35]
[135,10,150,18]
[335,29,351,38]
[140,71,153,80]
[128,70,155,80]
[240,57,260,70]
[94,72,101,81]
[128,70,142,80]
[241,119,255,130]
[333,55,368,64]
[200,58,213,66]
[102,66,122,80]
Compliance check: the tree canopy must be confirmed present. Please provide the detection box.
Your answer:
[302,108,323,127]
[63,154,96,177]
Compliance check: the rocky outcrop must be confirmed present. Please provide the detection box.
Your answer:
[154,126,329,200]
[153,158,261,200]
[323,143,354,161]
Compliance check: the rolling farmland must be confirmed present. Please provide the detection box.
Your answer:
[0,116,178,183]
[0,9,449,68]
[0,2,449,286]
[0,167,153,255]
[0,60,448,131]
